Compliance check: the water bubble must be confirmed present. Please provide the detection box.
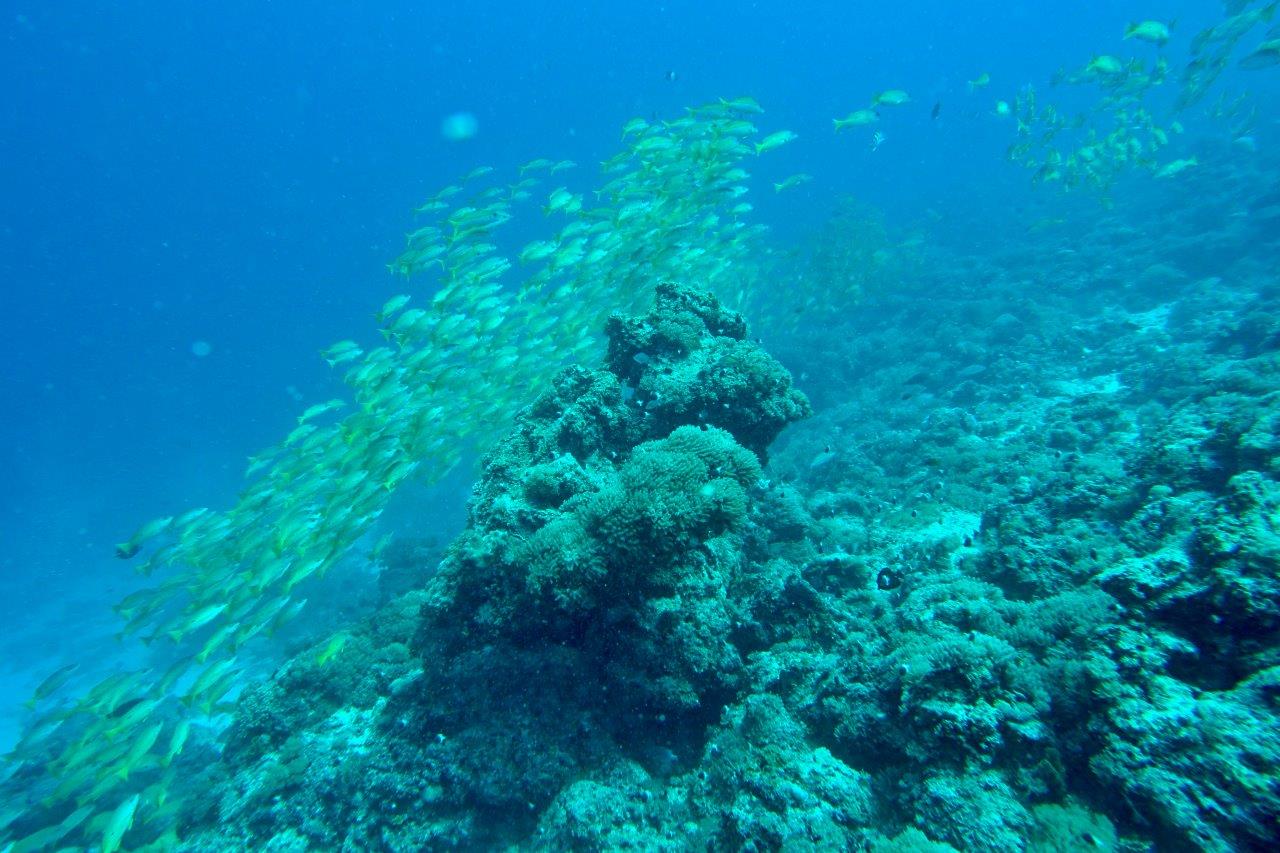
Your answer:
[441,112,479,141]
[191,340,212,358]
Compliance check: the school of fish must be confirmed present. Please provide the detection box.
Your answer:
[0,96,786,852]
[4,0,1277,847]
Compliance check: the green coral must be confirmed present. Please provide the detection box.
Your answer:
[146,184,1280,853]
[696,694,874,850]
[586,425,758,578]
[410,285,808,724]
[607,282,811,458]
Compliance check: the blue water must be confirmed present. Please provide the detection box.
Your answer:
[2,1,1278,847]
[0,0,1236,732]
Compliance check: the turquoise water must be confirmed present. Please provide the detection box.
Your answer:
[2,2,1279,850]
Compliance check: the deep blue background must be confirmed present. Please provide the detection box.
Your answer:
[0,0,1251,745]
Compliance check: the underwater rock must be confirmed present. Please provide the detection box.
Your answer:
[914,771,1033,853]
[606,282,812,458]
[752,222,1280,851]
[419,283,809,722]
[533,759,689,851]
[167,244,1280,852]
[1089,667,1280,852]
[692,694,875,850]
[182,284,814,849]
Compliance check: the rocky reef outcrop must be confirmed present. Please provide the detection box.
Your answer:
[179,283,832,850]
[179,260,1280,852]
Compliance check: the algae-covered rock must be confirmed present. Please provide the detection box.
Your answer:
[171,255,1280,853]
[692,694,875,850]
[606,282,812,458]
[1089,667,1280,852]
[419,284,808,719]
[533,760,690,851]
[183,285,814,850]
[913,771,1033,853]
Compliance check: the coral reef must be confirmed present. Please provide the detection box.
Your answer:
[175,165,1280,851]
[760,170,1280,851]
[178,283,821,849]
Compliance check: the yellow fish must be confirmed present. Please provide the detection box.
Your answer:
[1155,157,1198,178]
[773,173,813,193]
[754,130,798,155]
[24,662,79,709]
[162,719,191,766]
[316,633,350,666]
[116,721,164,781]
[1241,38,1280,69]
[461,165,494,182]
[1124,20,1171,45]
[166,602,227,643]
[1086,55,1125,75]
[833,110,878,131]
[518,158,554,175]
[115,516,173,559]
[101,793,140,853]
[872,89,911,106]
[718,95,765,114]
[620,117,649,138]
[297,398,346,425]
